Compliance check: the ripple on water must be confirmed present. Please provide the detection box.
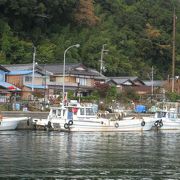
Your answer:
[0,131,180,179]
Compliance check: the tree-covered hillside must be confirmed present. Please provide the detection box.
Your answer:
[0,0,180,79]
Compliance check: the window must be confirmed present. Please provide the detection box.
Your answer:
[86,108,95,115]
[80,108,85,115]
[57,109,61,117]
[25,76,32,82]
[79,78,86,86]
[50,76,56,82]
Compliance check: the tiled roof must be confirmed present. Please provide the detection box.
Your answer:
[144,80,165,87]
[109,76,138,81]
[8,70,33,75]
[107,77,133,85]
[41,63,106,79]
[3,64,44,73]
[0,65,10,72]
[3,64,33,71]
[3,63,105,79]
[107,76,145,85]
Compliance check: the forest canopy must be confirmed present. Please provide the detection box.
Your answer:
[0,0,180,79]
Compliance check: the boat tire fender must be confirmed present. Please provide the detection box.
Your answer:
[115,122,119,128]
[141,120,145,127]
[64,123,69,129]
[159,120,163,127]
[68,120,73,126]
[154,120,159,127]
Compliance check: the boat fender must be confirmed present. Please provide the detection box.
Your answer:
[141,121,145,127]
[154,120,159,127]
[68,120,73,126]
[115,122,119,128]
[159,120,163,127]
[64,123,69,129]
[48,121,52,128]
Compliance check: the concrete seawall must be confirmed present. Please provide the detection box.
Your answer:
[2,111,49,118]
[2,111,49,130]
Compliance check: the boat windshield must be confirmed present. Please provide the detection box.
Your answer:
[157,112,167,118]
[79,107,95,116]
[52,109,56,116]
[86,108,95,115]
[168,112,177,119]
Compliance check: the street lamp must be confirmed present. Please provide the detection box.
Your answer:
[172,6,176,92]
[100,44,108,74]
[62,44,80,106]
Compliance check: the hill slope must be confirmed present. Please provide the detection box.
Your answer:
[0,0,180,79]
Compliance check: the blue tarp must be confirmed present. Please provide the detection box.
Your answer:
[135,105,147,113]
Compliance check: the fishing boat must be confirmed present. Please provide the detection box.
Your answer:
[32,101,156,132]
[0,116,29,130]
[153,102,180,130]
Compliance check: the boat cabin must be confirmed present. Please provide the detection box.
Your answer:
[155,111,178,119]
[48,103,98,122]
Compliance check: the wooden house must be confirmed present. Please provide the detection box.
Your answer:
[42,63,106,97]
[3,64,48,100]
[0,65,21,102]
[106,76,151,95]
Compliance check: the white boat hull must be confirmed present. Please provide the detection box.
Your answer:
[65,118,154,132]
[33,117,155,132]
[155,118,180,130]
[32,102,155,132]
[0,117,28,131]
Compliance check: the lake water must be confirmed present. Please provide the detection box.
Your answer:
[0,130,180,179]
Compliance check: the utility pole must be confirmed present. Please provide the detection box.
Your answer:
[44,64,47,108]
[151,66,154,97]
[172,7,176,92]
[32,46,36,92]
[100,44,108,74]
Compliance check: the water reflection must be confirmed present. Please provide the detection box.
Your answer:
[0,130,180,179]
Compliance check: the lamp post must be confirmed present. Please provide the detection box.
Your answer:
[100,44,108,75]
[172,6,176,92]
[62,44,80,106]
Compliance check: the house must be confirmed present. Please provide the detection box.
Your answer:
[106,76,150,94]
[2,63,105,101]
[3,64,48,100]
[144,80,165,93]
[42,63,106,97]
[0,65,21,102]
